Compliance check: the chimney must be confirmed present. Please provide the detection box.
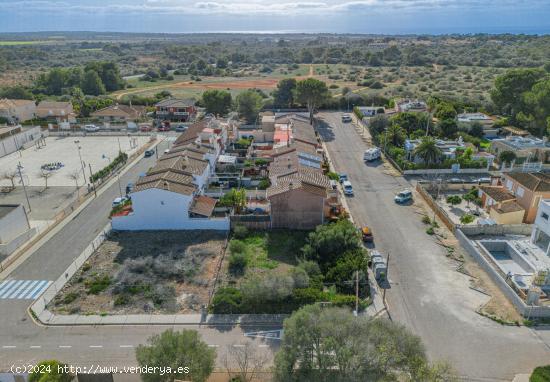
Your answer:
[163,181,169,190]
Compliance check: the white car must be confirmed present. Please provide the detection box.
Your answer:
[364,148,381,162]
[395,189,413,204]
[343,180,354,196]
[84,124,100,132]
[341,114,352,123]
[112,196,128,208]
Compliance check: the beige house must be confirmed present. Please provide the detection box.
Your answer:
[489,201,525,225]
[36,101,75,122]
[0,99,36,123]
[91,104,146,123]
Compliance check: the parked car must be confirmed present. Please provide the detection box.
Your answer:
[175,124,187,132]
[475,177,491,184]
[125,182,134,195]
[395,189,413,204]
[144,149,155,158]
[361,226,373,242]
[339,173,348,183]
[84,124,100,132]
[157,121,171,131]
[343,180,354,196]
[341,114,352,123]
[112,196,128,208]
[448,178,463,183]
[364,148,381,162]
[139,123,153,132]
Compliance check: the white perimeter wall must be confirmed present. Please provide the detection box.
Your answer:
[0,205,30,244]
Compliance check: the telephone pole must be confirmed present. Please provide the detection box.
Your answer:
[355,270,359,316]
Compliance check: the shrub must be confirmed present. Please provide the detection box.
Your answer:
[446,195,462,205]
[422,215,431,224]
[62,292,79,304]
[228,252,248,275]
[257,178,270,190]
[210,287,243,313]
[233,225,248,240]
[460,214,475,224]
[229,239,247,254]
[85,275,111,294]
[426,227,435,235]
[531,365,550,382]
[114,294,130,306]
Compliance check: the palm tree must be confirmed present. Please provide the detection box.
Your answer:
[385,124,406,147]
[413,136,442,166]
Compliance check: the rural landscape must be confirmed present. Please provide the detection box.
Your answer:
[1,2,550,382]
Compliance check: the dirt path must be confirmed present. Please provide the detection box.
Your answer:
[308,64,314,77]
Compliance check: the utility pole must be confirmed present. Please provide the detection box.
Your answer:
[355,270,359,316]
[17,162,31,213]
[89,163,96,198]
[117,136,122,153]
[74,140,86,185]
[383,252,391,302]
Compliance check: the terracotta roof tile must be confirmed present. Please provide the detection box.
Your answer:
[189,195,217,217]
[479,186,516,202]
[505,172,550,192]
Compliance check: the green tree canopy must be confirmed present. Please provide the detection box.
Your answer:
[273,78,297,108]
[202,89,232,116]
[491,68,545,119]
[28,360,73,382]
[302,219,363,271]
[136,329,215,382]
[438,118,458,138]
[236,90,263,123]
[219,188,247,214]
[274,305,456,382]
[81,70,106,96]
[499,150,517,165]
[295,78,330,124]
[413,136,443,166]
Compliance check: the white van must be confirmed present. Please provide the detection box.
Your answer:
[364,147,381,162]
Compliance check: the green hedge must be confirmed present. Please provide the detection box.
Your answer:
[90,151,128,183]
[531,365,550,382]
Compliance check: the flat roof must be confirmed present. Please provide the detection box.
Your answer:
[0,204,19,219]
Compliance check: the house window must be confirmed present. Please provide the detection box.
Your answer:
[516,187,524,197]
[505,180,513,191]
[542,212,549,221]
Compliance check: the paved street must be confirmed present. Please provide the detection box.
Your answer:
[0,135,280,371]
[316,112,550,381]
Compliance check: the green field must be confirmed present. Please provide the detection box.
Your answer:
[0,40,51,46]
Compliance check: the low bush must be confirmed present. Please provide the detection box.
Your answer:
[62,292,79,304]
[233,225,248,240]
[85,275,112,294]
[228,252,248,275]
[210,287,243,313]
[426,227,435,235]
[460,214,475,224]
[530,365,550,382]
[422,215,431,224]
[229,239,247,254]
[446,195,462,205]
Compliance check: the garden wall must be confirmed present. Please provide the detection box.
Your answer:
[415,183,456,232]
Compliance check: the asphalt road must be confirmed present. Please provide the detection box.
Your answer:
[316,112,550,381]
[0,135,280,371]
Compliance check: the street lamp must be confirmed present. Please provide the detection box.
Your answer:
[74,140,86,186]
[17,162,31,213]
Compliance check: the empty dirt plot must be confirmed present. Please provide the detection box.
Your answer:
[48,230,226,315]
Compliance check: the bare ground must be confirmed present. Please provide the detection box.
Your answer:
[48,230,227,315]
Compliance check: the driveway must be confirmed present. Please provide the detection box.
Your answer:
[316,111,550,381]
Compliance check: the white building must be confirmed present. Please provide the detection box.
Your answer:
[0,204,35,256]
[531,199,550,256]
[112,118,230,231]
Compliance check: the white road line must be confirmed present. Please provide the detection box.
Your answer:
[119,345,133,348]
[16,280,40,299]
[258,345,269,348]
[0,280,23,298]
[89,345,103,348]
[30,345,41,349]
[7,280,32,298]
[233,344,245,347]
[208,344,219,347]
[2,345,16,349]
[59,345,72,348]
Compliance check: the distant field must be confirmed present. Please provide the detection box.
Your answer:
[112,63,502,105]
[0,40,51,46]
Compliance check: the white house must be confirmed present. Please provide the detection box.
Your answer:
[111,118,230,231]
[531,199,550,255]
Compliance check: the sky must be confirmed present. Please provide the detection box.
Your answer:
[0,0,549,34]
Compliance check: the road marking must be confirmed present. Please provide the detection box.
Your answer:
[2,345,16,348]
[30,345,41,349]
[233,344,245,347]
[59,345,72,348]
[0,280,51,299]
[243,329,283,340]
[119,345,133,348]
[258,344,269,348]
[89,345,103,348]
[208,344,219,348]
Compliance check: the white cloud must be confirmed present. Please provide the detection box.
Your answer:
[0,0,547,15]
